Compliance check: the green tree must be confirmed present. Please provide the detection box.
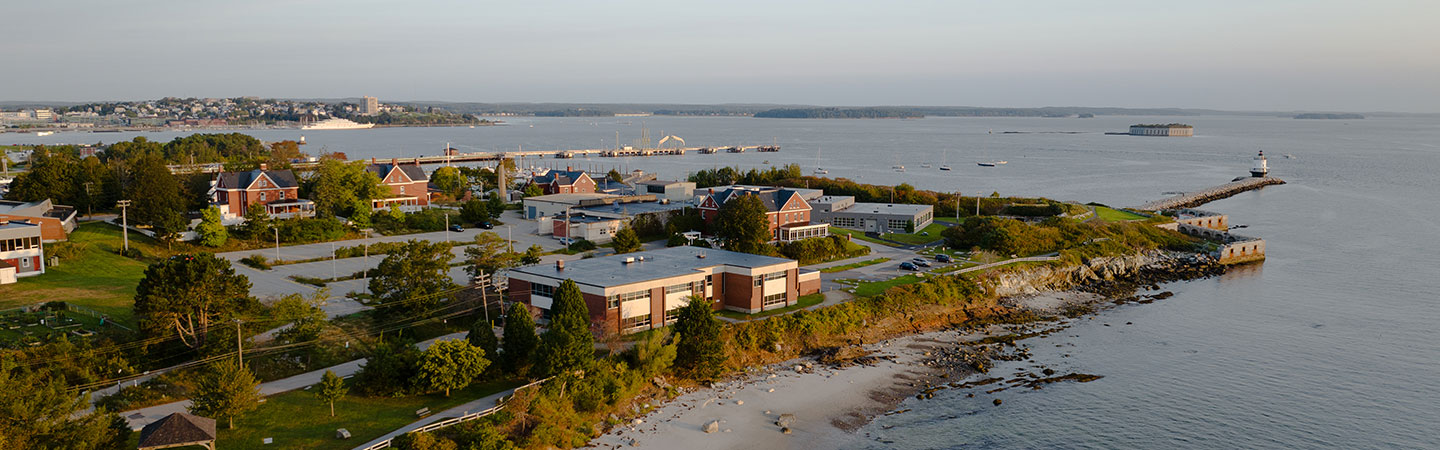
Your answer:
[314,370,348,417]
[238,203,271,240]
[353,338,421,397]
[197,206,228,247]
[431,166,467,198]
[501,303,538,375]
[611,226,642,254]
[309,159,384,219]
[4,145,77,204]
[905,220,916,234]
[369,240,456,320]
[468,317,499,372]
[125,153,187,243]
[522,183,543,198]
[393,432,458,450]
[607,169,624,183]
[416,339,490,396]
[459,198,490,224]
[673,296,726,380]
[627,330,676,377]
[713,193,771,254]
[485,195,506,218]
[464,231,517,279]
[134,254,252,349]
[270,290,328,344]
[520,245,544,265]
[188,360,262,429]
[0,367,132,449]
[533,280,593,377]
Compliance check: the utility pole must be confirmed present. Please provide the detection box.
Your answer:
[956,192,961,221]
[274,227,280,261]
[116,200,131,251]
[507,225,513,253]
[235,319,243,369]
[975,197,980,217]
[362,228,371,280]
[83,182,94,219]
[474,271,491,325]
[445,212,450,243]
[330,241,336,281]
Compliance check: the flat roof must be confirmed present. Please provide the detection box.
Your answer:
[524,193,619,204]
[841,202,933,215]
[577,201,689,216]
[511,246,795,288]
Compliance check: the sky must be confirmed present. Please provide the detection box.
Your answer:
[4,0,1439,112]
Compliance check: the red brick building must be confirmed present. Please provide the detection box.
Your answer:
[0,199,77,242]
[530,169,596,195]
[212,165,314,219]
[506,247,820,335]
[697,186,828,242]
[0,220,45,283]
[367,159,431,211]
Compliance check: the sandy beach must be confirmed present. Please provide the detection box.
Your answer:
[591,288,1119,450]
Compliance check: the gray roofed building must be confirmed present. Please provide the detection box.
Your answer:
[811,195,934,234]
[217,168,299,189]
[137,412,217,450]
[366,160,429,182]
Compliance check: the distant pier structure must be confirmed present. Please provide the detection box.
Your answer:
[1251,150,1269,177]
[1129,123,1194,137]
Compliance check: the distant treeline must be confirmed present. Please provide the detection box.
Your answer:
[1294,113,1364,120]
[753,107,924,119]
[533,109,614,117]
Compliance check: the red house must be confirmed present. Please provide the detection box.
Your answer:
[530,169,596,195]
[697,186,828,242]
[212,165,314,219]
[367,159,431,211]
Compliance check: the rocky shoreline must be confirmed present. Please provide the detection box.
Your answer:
[592,251,1225,449]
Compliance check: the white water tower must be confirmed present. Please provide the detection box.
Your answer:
[1251,150,1269,177]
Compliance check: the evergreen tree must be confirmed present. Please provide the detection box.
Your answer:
[188,360,262,429]
[468,317,499,376]
[533,279,593,377]
[134,253,252,349]
[238,203,271,240]
[368,240,457,321]
[314,370,348,417]
[125,153,187,243]
[459,198,490,224]
[520,245,544,265]
[611,226,642,254]
[417,339,490,396]
[197,206,228,247]
[501,302,538,376]
[673,296,726,380]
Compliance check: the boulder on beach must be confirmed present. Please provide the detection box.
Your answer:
[703,420,720,433]
[776,413,797,428]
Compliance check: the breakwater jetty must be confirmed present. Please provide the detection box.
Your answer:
[1137,176,1285,210]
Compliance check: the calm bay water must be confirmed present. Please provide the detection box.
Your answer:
[8,115,1440,448]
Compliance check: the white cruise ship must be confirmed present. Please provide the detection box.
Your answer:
[301,118,375,130]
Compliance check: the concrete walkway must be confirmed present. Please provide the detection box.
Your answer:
[118,331,469,430]
[351,386,519,450]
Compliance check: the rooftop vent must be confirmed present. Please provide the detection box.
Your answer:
[555,260,565,271]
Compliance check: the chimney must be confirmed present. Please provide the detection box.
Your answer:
[259,163,268,171]
[567,166,572,172]
[371,157,376,164]
[555,259,565,271]
[391,158,397,165]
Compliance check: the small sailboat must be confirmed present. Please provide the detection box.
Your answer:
[921,163,933,168]
[813,147,828,175]
[939,148,952,171]
[977,162,996,167]
[994,160,1007,165]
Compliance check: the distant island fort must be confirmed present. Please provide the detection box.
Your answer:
[1129,123,1194,137]
[1294,113,1364,120]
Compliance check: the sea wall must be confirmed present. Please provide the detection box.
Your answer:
[1138,177,1285,210]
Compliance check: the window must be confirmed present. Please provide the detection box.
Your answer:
[259,192,267,202]
[762,292,786,307]
[20,257,31,268]
[621,314,651,331]
[888,219,909,231]
[607,295,619,309]
[607,290,649,309]
[532,283,555,298]
[665,283,693,295]
[764,272,786,281]
[399,186,406,194]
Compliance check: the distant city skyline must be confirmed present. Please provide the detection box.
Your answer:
[4,0,1438,112]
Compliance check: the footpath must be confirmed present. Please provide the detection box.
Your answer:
[116,331,468,430]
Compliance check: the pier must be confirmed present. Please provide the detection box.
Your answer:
[166,144,776,174]
[1137,177,1285,210]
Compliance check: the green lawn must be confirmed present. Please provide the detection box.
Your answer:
[848,274,928,297]
[829,227,896,247]
[1094,206,1147,222]
[819,258,890,273]
[218,379,522,450]
[0,221,170,327]
[717,293,826,321]
[878,222,950,245]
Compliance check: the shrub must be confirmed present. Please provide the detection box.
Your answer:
[568,239,596,252]
[238,255,271,270]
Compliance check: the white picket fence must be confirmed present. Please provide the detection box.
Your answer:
[357,377,551,450]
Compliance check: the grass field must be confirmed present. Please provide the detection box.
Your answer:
[878,222,950,245]
[1094,206,1148,222]
[827,227,893,246]
[0,221,171,327]
[819,257,890,273]
[847,274,928,297]
[217,379,522,449]
[716,293,826,321]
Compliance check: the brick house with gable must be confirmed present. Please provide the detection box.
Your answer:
[530,169,596,195]
[212,164,314,219]
[367,158,431,212]
[697,186,829,242]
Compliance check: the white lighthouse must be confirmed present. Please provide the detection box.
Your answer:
[1251,150,1269,178]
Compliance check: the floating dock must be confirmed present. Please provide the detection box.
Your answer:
[1137,177,1285,210]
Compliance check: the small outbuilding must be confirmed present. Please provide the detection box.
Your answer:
[137,412,217,450]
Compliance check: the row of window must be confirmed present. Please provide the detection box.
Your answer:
[0,236,40,252]
[761,292,787,307]
[531,283,555,298]
[831,217,859,228]
[888,219,911,231]
[620,314,651,331]
[607,289,651,309]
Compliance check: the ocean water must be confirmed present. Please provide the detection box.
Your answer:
[9,115,1440,448]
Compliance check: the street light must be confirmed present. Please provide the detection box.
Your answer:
[116,200,131,251]
[274,227,280,261]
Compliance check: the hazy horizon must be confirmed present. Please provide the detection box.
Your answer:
[5,0,1438,112]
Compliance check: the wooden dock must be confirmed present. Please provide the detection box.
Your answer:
[1137,177,1286,210]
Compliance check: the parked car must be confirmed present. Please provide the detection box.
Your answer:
[479,221,494,229]
[899,261,919,271]
[449,224,465,232]
[912,259,932,268]
[558,237,577,245]
[936,254,953,263]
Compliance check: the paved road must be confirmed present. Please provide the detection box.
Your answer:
[117,331,471,431]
